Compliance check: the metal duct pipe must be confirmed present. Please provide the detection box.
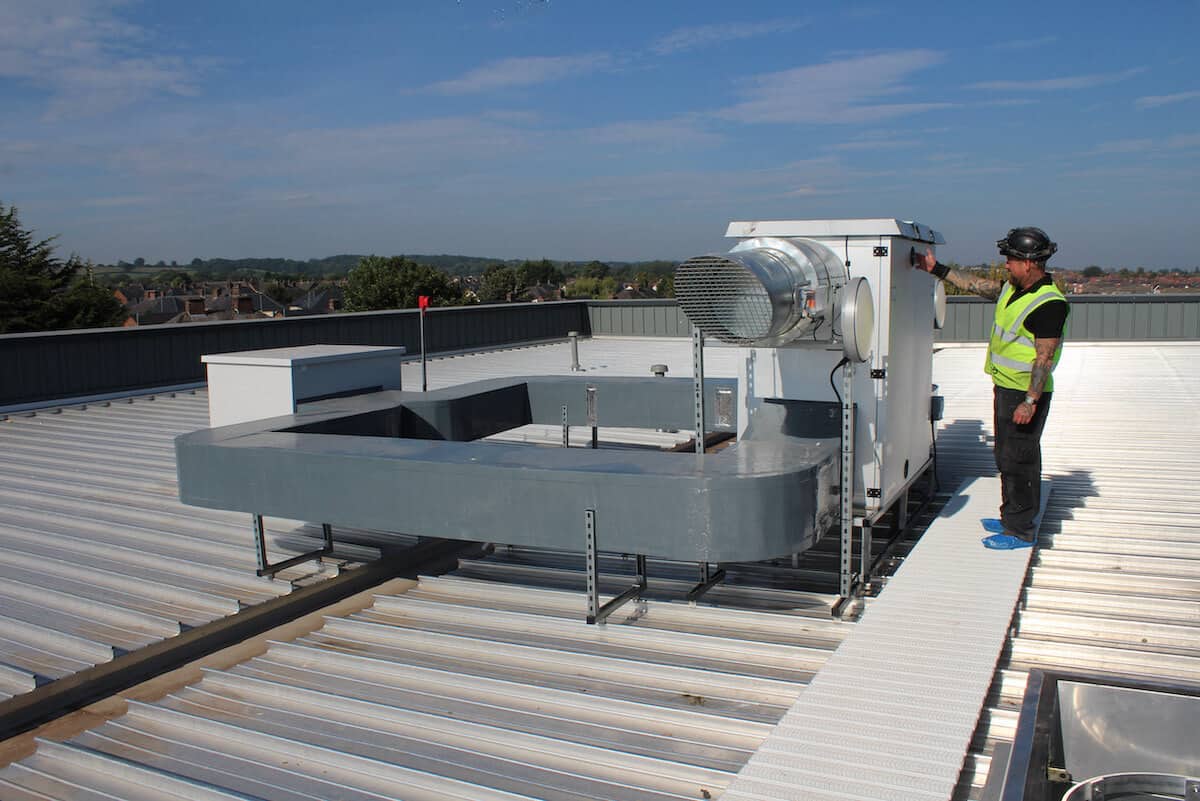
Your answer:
[674,237,846,347]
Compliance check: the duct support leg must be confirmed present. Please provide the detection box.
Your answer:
[586,384,598,449]
[686,561,726,603]
[692,326,706,455]
[251,513,336,579]
[584,509,645,625]
[561,404,569,448]
[837,362,857,606]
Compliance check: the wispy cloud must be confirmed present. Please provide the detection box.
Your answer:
[581,117,721,149]
[425,53,611,94]
[991,36,1058,51]
[1136,89,1200,109]
[717,50,949,124]
[828,138,922,152]
[970,67,1145,92]
[1082,133,1200,157]
[650,19,807,55]
[0,0,211,119]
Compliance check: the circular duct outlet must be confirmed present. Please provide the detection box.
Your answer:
[840,276,874,362]
[933,281,947,329]
[674,237,845,347]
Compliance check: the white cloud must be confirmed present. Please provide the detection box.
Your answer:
[1082,133,1200,157]
[426,53,611,94]
[0,0,208,118]
[581,117,722,149]
[990,36,1058,51]
[1136,90,1200,109]
[650,19,807,55]
[970,67,1145,92]
[717,50,949,124]
[828,138,921,152]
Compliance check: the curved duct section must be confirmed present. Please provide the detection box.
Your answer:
[674,237,848,347]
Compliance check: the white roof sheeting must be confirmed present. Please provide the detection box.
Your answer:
[0,391,392,702]
[1,337,1198,801]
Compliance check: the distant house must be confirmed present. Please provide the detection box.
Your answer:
[288,286,345,316]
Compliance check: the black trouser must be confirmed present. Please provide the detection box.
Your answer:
[993,385,1052,541]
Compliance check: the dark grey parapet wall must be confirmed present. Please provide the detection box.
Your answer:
[0,302,588,407]
[4,296,1198,407]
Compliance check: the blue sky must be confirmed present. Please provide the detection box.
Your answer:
[2,1,1198,268]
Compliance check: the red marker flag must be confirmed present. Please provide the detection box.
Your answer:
[418,295,430,310]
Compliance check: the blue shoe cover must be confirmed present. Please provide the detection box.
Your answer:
[981,518,1005,534]
[982,533,1034,550]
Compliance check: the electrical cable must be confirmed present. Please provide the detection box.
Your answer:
[829,356,849,407]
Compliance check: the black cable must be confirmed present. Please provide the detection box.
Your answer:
[829,356,849,406]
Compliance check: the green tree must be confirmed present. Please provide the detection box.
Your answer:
[583,260,610,280]
[344,256,463,311]
[517,259,563,287]
[0,201,126,333]
[1082,265,1105,278]
[564,276,618,299]
[478,264,521,303]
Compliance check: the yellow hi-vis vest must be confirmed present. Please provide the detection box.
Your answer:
[984,281,1067,391]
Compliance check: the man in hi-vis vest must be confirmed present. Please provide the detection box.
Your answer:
[917,227,1069,550]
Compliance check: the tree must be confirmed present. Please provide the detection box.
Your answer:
[1082,265,1105,278]
[0,201,126,333]
[478,264,521,303]
[344,256,463,311]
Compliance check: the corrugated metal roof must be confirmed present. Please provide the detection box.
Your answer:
[931,343,1200,799]
[1,337,1197,800]
[0,391,394,703]
[1,574,848,799]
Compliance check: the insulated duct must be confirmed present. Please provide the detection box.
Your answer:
[675,236,872,361]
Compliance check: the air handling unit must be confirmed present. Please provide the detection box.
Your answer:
[175,218,944,615]
[676,219,944,514]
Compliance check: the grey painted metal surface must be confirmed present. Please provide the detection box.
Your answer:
[0,302,587,407]
[936,294,1200,343]
[5,295,1196,407]
[175,375,843,563]
[0,390,396,705]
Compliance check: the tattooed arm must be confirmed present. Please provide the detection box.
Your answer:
[915,248,1002,300]
[1027,337,1060,400]
[1012,336,1060,424]
[942,268,1003,301]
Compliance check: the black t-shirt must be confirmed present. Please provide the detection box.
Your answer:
[1006,274,1069,338]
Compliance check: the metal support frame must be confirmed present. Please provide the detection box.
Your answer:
[692,326,705,455]
[586,384,598,449]
[252,514,334,578]
[584,509,646,625]
[685,562,726,603]
[838,361,856,602]
[561,404,569,448]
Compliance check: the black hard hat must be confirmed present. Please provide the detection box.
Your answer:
[997,227,1057,262]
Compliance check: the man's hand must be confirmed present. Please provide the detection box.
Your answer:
[1012,401,1035,425]
[915,248,937,273]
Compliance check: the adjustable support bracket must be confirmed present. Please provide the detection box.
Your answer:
[685,562,726,603]
[585,509,646,624]
[252,514,334,578]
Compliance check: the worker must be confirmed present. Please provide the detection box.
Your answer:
[916,227,1069,550]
